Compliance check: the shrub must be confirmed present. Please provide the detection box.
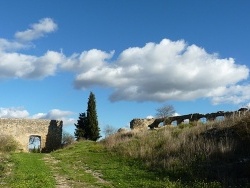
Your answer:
[0,135,18,152]
[62,131,75,147]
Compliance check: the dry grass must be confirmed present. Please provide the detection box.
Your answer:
[102,113,250,186]
[0,135,18,153]
[0,135,18,186]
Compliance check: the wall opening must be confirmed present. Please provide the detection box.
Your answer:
[215,116,225,122]
[159,122,164,127]
[29,135,41,152]
[171,120,177,126]
[199,117,207,124]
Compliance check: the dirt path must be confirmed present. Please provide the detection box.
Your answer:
[43,154,112,188]
[43,154,73,188]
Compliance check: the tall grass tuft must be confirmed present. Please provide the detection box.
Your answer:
[0,135,18,184]
[0,134,18,153]
[102,113,250,187]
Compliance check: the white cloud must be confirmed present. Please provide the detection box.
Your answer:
[1,18,250,106]
[0,107,75,126]
[173,112,181,116]
[68,39,249,103]
[210,84,250,105]
[32,109,75,126]
[15,18,57,42]
[0,107,29,118]
[0,38,28,52]
[32,109,72,119]
[0,18,62,79]
[0,50,64,79]
[61,49,114,72]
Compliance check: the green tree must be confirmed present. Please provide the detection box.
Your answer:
[86,92,101,141]
[74,112,87,140]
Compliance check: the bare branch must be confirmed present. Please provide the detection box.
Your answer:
[155,104,175,118]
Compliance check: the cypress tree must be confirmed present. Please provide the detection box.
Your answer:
[86,92,101,141]
[74,112,87,140]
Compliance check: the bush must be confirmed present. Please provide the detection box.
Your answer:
[0,135,18,152]
[62,132,75,147]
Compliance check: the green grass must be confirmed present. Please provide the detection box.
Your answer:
[1,141,223,187]
[0,154,5,177]
[3,153,55,188]
[52,141,183,188]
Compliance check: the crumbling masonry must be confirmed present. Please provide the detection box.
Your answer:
[130,108,249,130]
[0,118,63,152]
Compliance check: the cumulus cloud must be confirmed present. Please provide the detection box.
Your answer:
[32,109,72,119]
[66,39,249,103]
[210,84,250,105]
[15,18,57,42]
[0,18,62,79]
[1,18,250,105]
[0,18,56,52]
[61,49,115,72]
[32,109,75,126]
[0,50,64,79]
[0,107,29,118]
[0,107,75,126]
[0,38,27,52]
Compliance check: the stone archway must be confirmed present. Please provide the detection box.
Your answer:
[171,120,177,126]
[29,135,41,152]
[215,116,225,121]
[199,117,207,124]
[0,119,63,152]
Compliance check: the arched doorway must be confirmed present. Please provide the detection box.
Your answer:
[215,116,225,122]
[199,117,207,124]
[171,120,177,126]
[28,135,41,152]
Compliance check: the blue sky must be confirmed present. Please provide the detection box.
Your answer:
[0,1,250,137]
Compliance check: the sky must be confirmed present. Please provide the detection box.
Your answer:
[0,0,250,137]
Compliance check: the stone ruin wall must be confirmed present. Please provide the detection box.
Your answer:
[130,108,250,130]
[130,118,155,130]
[0,118,63,152]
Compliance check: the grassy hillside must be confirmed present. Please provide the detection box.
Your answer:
[103,113,250,187]
[1,141,219,187]
[1,113,249,187]
[51,141,182,187]
[2,153,55,188]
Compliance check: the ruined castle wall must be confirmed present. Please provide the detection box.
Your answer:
[130,118,155,130]
[130,109,250,130]
[0,118,63,152]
